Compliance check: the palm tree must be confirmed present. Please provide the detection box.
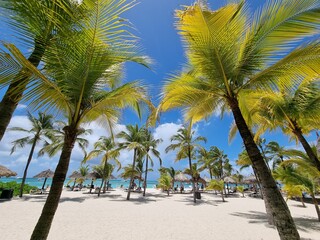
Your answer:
[207,179,225,202]
[237,185,245,198]
[141,128,162,196]
[198,148,215,179]
[10,112,53,197]
[38,121,91,158]
[157,2,320,237]
[165,125,206,203]
[0,0,79,141]
[266,141,287,170]
[282,184,306,208]
[210,146,231,180]
[84,136,121,194]
[162,167,177,190]
[4,1,153,238]
[78,164,89,189]
[92,163,114,197]
[117,125,146,200]
[158,174,172,196]
[273,162,320,221]
[247,80,320,171]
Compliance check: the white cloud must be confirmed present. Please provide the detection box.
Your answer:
[16,104,27,110]
[0,116,199,180]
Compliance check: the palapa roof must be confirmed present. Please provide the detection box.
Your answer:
[0,165,17,177]
[33,169,54,178]
[224,176,236,183]
[86,171,101,179]
[174,172,190,182]
[68,171,83,179]
[243,175,257,183]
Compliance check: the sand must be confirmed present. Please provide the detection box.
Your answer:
[0,189,319,240]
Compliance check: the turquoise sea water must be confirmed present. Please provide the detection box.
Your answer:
[0,177,241,190]
[0,177,161,189]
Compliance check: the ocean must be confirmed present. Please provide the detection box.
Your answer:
[0,177,161,189]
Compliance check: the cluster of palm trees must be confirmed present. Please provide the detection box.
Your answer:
[0,0,319,239]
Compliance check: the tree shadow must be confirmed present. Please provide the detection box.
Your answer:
[230,211,273,226]
[294,217,320,233]
[230,210,320,233]
[59,197,86,203]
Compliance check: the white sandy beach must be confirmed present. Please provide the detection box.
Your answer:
[0,189,319,240]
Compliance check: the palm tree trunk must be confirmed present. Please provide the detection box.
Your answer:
[30,126,77,240]
[106,179,109,192]
[143,154,149,197]
[300,195,306,208]
[98,179,104,197]
[187,148,196,203]
[221,190,225,202]
[228,97,299,240]
[292,124,320,171]
[41,178,48,191]
[127,148,137,200]
[89,179,94,193]
[310,193,320,222]
[0,40,46,141]
[19,137,38,198]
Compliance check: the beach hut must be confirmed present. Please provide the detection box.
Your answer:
[0,165,17,178]
[33,169,54,190]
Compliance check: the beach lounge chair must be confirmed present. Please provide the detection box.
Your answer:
[29,188,44,195]
[0,189,14,199]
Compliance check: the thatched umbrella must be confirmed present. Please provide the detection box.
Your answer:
[0,165,17,177]
[68,171,84,189]
[33,169,54,190]
[243,175,257,183]
[174,172,190,182]
[86,171,100,193]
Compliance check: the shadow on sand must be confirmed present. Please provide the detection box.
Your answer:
[231,210,320,233]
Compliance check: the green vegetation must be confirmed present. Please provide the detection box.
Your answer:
[0,181,37,197]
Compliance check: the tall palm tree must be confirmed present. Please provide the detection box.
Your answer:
[210,146,231,180]
[78,164,89,189]
[162,167,177,190]
[246,80,320,171]
[141,128,162,196]
[158,173,172,196]
[117,124,146,200]
[3,1,152,239]
[198,148,215,179]
[84,136,121,195]
[165,125,206,203]
[10,112,53,197]
[0,0,79,141]
[157,1,320,238]
[92,163,114,197]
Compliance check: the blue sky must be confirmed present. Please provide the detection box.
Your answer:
[0,0,318,180]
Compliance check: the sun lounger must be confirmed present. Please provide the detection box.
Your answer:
[0,189,14,199]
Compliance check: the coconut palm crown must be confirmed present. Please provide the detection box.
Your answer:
[157,1,320,239]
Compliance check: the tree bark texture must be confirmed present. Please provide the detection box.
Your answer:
[30,126,77,240]
[188,147,196,203]
[228,97,300,240]
[127,148,137,200]
[143,154,149,197]
[0,40,46,141]
[19,137,38,197]
[292,124,320,171]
